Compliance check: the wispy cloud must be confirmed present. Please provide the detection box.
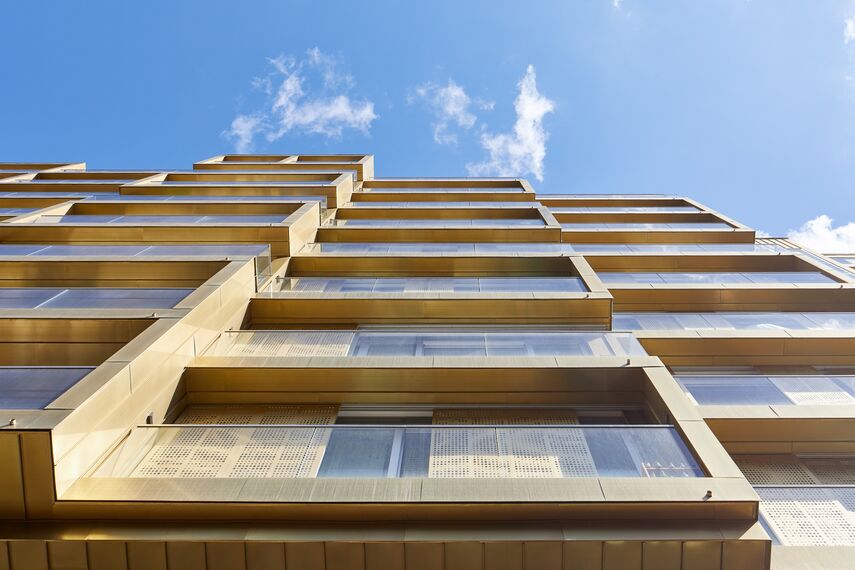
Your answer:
[410,79,487,144]
[846,17,855,44]
[224,48,377,152]
[787,215,855,253]
[466,65,555,181]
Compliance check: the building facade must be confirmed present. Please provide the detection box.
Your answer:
[0,154,852,569]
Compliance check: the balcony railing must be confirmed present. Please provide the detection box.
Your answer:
[269,277,586,294]
[756,486,855,546]
[326,219,545,228]
[0,367,94,409]
[201,330,647,358]
[0,287,192,309]
[93,425,702,480]
[298,242,795,255]
[677,375,855,406]
[599,271,836,285]
[614,312,855,331]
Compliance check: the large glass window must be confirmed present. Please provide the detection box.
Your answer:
[0,288,192,309]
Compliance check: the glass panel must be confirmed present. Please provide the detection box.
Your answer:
[274,277,586,294]
[615,312,855,331]
[93,425,701,480]
[330,218,544,227]
[677,376,792,405]
[600,272,834,284]
[562,222,732,230]
[0,367,94,408]
[677,375,855,406]
[204,331,647,359]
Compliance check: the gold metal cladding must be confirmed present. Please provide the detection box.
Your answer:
[0,200,320,257]
[258,255,612,326]
[122,171,354,208]
[19,154,855,568]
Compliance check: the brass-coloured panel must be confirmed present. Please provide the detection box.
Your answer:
[563,541,602,570]
[404,542,443,570]
[127,542,167,570]
[602,541,642,570]
[8,540,48,570]
[166,542,206,570]
[245,542,285,570]
[365,543,405,570]
[640,541,681,570]
[285,542,325,570]
[87,541,128,570]
[483,542,523,570]
[206,542,247,570]
[324,542,364,570]
[681,541,722,570]
[46,540,88,570]
[0,436,25,519]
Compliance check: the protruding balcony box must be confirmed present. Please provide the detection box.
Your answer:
[54,363,758,532]
[0,170,157,194]
[122,170,354,208]
[352,178,536,203]
[590,253,855,311]
[254,255,609,326]
[194,154,375,181]
[317,204,561,244]
[0,199,320,257]
[547,196,753,244]
[0,196,73,220]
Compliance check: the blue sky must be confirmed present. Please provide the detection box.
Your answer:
[2,1,855,249]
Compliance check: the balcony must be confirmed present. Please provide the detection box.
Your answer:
[316,204,560,243]
[0,200,319,257]
[122,171,353,207]
[193,154,374,180]
[201,330,647,359]
[351,178,535,203]
[89,424,703,481]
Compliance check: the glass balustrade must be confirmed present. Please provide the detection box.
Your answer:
[31,214,289,224]
[0,244,271,257]
[299,242,796,255]
[549,206,700,213]
[0,367,94,408]
[613,312,855,331]
[0,288,193,309]
[271,277,586,294]
[92,425,702,479]
[675,375,855,406]
[358,187,524,193]
[561,222,734,230]
[327,218,545,227]
[202,330,647,358]
[347,201,531,207]
[600,272,836,285]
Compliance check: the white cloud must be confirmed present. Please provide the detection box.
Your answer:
[787,215,855,253]
[225,114,265,153]
[466,65,555,181]
[412,79,483,145]
[613,0,623,8]
[224,48,377,151]
[846,17,855,44]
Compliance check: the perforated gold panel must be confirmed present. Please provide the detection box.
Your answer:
[428,409,597,478]
[131,406,338,478]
